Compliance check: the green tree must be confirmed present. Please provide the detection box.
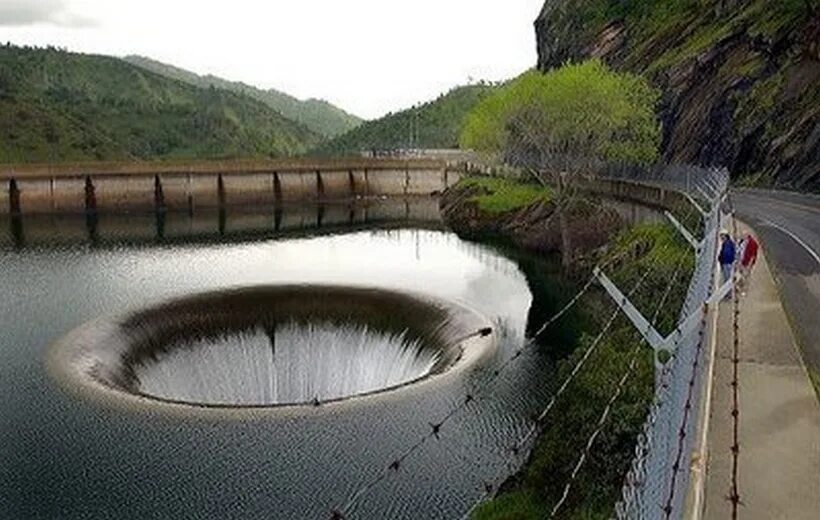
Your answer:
[461,60,661,267]
[460,59,661,170]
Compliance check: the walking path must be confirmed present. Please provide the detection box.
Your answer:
[699,221,820,519]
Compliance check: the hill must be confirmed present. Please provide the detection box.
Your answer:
[0,45,321,163]
[311,84,495,157]
[535,0,819,191]
[123,55,363,139]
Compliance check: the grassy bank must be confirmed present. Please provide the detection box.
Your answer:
[458,176,553,214]
[471,220,694,519]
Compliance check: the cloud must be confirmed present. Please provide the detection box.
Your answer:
[0,0,97,27]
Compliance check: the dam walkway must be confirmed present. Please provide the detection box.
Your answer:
[695,220,820,519]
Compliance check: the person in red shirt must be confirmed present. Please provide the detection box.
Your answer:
[737,233,759,295]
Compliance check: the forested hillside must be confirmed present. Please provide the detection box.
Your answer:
[124,55,363,139]
[311,84,495,156]
[535,0,819,190]
[0,45,321,163]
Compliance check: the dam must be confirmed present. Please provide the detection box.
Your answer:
[1,157,675,519]
[0,158,462,215]
[48,284,495,411]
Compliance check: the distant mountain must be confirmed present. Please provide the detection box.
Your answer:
[312,84,495,157]
[123,55,363,139]
[0,45,321,163]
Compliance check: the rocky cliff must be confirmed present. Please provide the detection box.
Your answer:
[535,0,819,191]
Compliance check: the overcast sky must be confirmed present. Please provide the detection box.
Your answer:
[0,0,544,119]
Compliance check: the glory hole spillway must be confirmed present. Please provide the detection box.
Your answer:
[48,285,494,409]
[0,160,585,519]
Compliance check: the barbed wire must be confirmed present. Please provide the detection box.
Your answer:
[457,268,652,520]
[660,299,709,518]
[728,197,741,518]
[467,190,724,519]
[503,217,695,515]
[550,346,642,517]
[460,218,697,517]
[512,205,698,458]
[661,182,728,517]
[331,273,600,519]
[620,173,724,514]
[511,271,650,454]
[610,228,698,517]
[330,234,655,518]
[615,167,729,519]
[548,225,697,518]
[331,275,595,520]
[661,222,720,518]
[332,198,704,520]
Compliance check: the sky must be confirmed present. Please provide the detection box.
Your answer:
[0,0,545,119]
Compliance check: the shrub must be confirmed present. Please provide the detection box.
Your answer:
[460,60,661,167]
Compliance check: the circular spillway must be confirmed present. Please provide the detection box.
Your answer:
[47,285,495,412]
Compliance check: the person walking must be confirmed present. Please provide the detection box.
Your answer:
[737,232,759,295]
[718,229,736,295]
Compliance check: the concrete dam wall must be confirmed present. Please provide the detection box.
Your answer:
[0,159,463,215]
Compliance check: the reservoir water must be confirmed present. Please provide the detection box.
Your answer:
[0,201,568,519]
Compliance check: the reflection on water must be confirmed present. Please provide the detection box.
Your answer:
[0,198,442,248]
[0,201,566,520]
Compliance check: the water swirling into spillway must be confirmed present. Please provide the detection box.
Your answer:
[47,284,495,411]
[135,323,439,406]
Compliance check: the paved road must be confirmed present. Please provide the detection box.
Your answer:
[731,188,820,380]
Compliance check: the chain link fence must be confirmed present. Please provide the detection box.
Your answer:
[611,166,730,519]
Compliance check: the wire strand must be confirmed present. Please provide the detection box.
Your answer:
[334,201,702,520]
[462,206,699,519]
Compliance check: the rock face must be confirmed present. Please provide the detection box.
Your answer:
[535,1,819,191]
[440,183,622,263]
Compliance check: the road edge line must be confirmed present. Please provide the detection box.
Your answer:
[761,218,820,266]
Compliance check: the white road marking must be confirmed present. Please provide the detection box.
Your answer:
[762,219,820,266]
[740,193,820,215]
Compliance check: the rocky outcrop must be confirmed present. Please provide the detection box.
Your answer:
[440,183,622,263]
[535,1,820,191]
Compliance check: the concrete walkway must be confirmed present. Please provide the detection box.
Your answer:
[701,222,820,519]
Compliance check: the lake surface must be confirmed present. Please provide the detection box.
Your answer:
[0,201,566,519]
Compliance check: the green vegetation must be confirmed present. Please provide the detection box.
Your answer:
[538,1,819,189]
[311,84,495,156]
[474,221,694,519]
[731,51,818,187]
[649,20,734,71]
[0,45,321,163]
[584,0,811,52]
[459,176,552,214]
[730,55,766,79]
[123,55,362,139]
[474,490,549,519]
[744,0,815,38]
[629,0,815,71]
[734,67,786,130]
[544,0,814,76]
[460,61,661,166]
